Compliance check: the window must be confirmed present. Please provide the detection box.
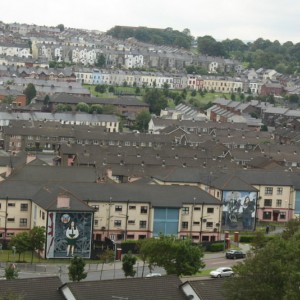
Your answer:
[7,218,15,222]
[182,222,189,229]
[139,221,147,229]
[265,187,273,195]
[276,199,282,207]
[264,199,272,207]
[94,219,99,226]
[6,233,14,237]
[115,205,122,212]
[193,221,200,225]
[42,212,45,220]
[20,203,28,211]
[114,220,121,227]
[277,187,283,195]
[92,205,99,211]
[182,207,189,215]
[128,220,135,225]
[8,203,15,207]
[202,236,209,241]
[263,211,272,220]
[206,222,213,228]
[129,206,136,210]
[280,212,286,220]
[140,206,148,214]
[20,218,27,227]
[207,207,214,213]
[194,207,201,211]
[127,234,134,239]
[138,235,146,239]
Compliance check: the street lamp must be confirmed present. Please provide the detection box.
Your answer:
[112,240,117,279]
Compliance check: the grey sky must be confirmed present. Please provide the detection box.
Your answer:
[2,0,300,43]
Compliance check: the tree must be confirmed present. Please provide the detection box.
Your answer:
[122,251,137,278]
[23,83,36,104]
[223,220,300,300]
[135,110,151,132]
[76,102,90,113]
[108,86,115,93]
[139,236,205,276]
[89,104,103,114]
[68,256,87,282]
[95,54,106,68]
[5,264,18,280]
[135,87,141,95]
[102,104,117,115]
[143,89,168,115]
[95,84,107,94]
[9,232,29,261]
[43,95,50,106]
[57,24,65,32]
[28,227,45,264]
[2,95,14,104]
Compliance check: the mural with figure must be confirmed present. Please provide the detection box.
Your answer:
[46,212,93,258]
[222,191,257,231]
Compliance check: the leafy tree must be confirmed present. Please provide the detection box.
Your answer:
[68,256,87,282]
[288,94,299,105]
[95,54,106,68]
[135,87,141,95]
[135,110,151,132]
[260,124,268,132]
[191,90,197,97]
[43,95,50,106]
[76,102,90,113]
[95,84,107,94]
[57,24,65,32]
[223,225,300,300]
[28,227,45,264]
[122,251,137,278]
[23,83,36,104]
[5,264,18,280]
[9,232,29,261]
[89,104,103,114]
[108,86,115,93]
[139,236,205,276]
[143,89,168,115]
[122,81,128,87]
[56,104,72,112]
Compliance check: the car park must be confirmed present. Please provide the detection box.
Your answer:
[226,250,246,259]
[210,267,234,278]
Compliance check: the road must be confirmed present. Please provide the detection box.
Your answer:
[0,251,246,283]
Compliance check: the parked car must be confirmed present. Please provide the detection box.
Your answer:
[146,273,162,277]
[210,267,234,278]
[226,250,246,259]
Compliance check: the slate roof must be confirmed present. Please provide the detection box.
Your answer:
[0,276,64,300]
[0,180,221,208]
[183,278,227,300]
[61,275,186,300]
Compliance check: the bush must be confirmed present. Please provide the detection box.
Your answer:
[121,240,139,254]
[240,236,255,243]
[208,243,224,252]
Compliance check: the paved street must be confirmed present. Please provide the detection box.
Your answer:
[0,243,252,283]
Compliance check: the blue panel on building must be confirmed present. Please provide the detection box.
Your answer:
[295,191,300,214]
[153,208,179,237]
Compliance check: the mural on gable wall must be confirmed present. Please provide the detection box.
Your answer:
[46,212,93,258]
[222,191,257,231]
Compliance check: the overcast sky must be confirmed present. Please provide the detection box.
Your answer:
[2,0,300,44]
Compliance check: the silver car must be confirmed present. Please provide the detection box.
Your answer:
[210,267,234,278]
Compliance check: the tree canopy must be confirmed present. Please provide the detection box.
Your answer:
[68,256,87,282]
[223,219,300,300]
[143,88,168,115]
[139,235,205,276]
[107,26,193,49]
[23,83,36,104]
